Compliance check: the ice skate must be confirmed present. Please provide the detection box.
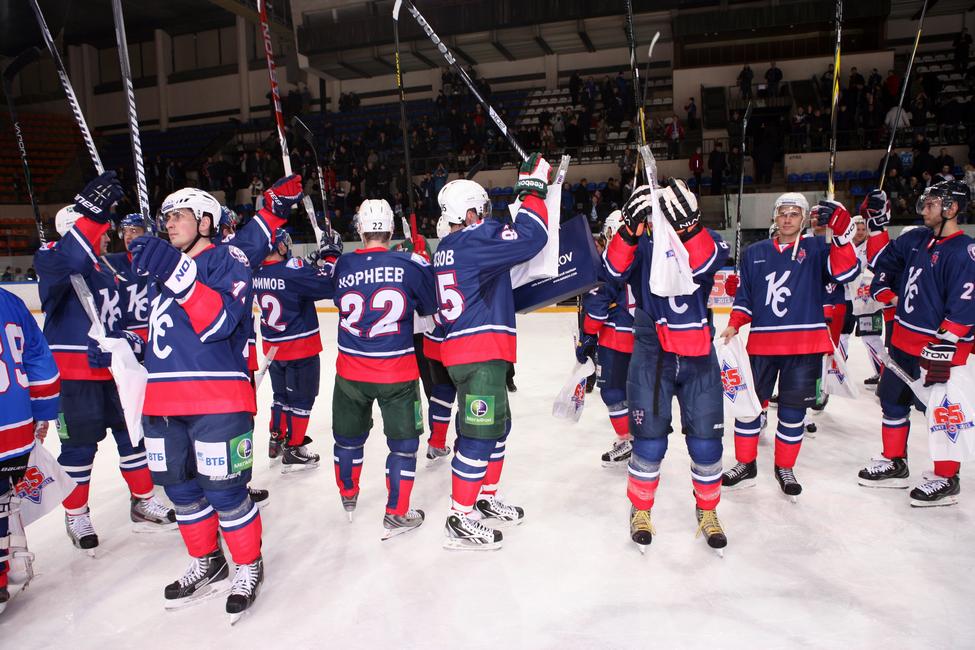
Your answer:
[130,495,177,532]
[805,421,817,435]
[0,580,28,616]
[774,466,802,502]
[722,461,757,490]
[65,510,98,556]
[341,492,358,522]
[695,507,727,557]
[857,457,909,489]
[601,438,632,467]
[426,444,451,462]
[863,374,880,388]
[226,556,264,624]
[163,549,230,610]
[629,507,654,553]
[910,474,960,508]
[248,486,270,508]
[443,511,503,551]
[268,430,284,462]
[281,436,320,474]
[381,508,425,540]
[811,394,829,412]
[474,494,525,527]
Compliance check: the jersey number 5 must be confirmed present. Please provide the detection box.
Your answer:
[0,323,29,394]
[436,272,465,322]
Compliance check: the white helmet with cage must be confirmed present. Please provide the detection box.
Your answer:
[160,188,222,235]
[772,192,809,219]
[355,199,395,237]
[438,179,490,226]
[55,205,81,237]
[602,210,623,239]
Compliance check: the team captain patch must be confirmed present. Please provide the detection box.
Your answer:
[228,245,251,268]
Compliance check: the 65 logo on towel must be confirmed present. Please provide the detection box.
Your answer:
[932,397,974,443]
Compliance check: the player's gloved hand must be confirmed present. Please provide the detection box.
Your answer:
[657,178,702,240]
[619,185,654,245]
[514,153,552,201]
[412,233,430,261]
[576,333,598,365]
[815,199,855,246]
[920,339,956,385]
[34,419,49,442]
[259,175,304,221]
[74,171,124,224]
[112,329,145,359]
[860,189,890,234]
[724,273,739,298]
[87,336,112,368]
[130,235,197,299]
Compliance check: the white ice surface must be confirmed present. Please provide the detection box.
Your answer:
[5,312,975,649]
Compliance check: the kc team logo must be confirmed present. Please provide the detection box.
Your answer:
[721,361,746,402]
[931,397,974,443]
[15,466,54,505]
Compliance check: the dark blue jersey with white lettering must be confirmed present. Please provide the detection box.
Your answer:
[253,257,335,361]
[102,251,149,341]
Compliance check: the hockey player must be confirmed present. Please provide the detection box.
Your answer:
[0,288,60,612]
[720,193,859,498]
[421,317,456,461]
[253,228,339,471]
[845,216,885,386]
[577,210,636,466]
[604,180,731,552]
[133,176,302,616]
[433,156,551,550]
[102,214,152,341]
[857,182,975,505]
[34,172,175,553]
[330,199,437,539]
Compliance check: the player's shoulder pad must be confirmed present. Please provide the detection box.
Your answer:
[409,252,430,267]
[286,257,305,270]
[224,245,251,269]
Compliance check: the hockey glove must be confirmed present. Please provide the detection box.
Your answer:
[657,178,702,240]
[74,171,124,224]
[920,340,956,386]
[130,235,197,299]
[724,273,739,298]
[514,153,552,201]
[817,200,855,246]
[860,190,890,234]
[576,332,598,365]
[260,175,304,221]
[113,329,145,361]
[87,336,112,369]
[619,185,654,245]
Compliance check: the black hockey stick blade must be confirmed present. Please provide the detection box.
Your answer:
[465,159,485,180]
[3,47,41,85]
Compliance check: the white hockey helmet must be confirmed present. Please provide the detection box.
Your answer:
[55,205,81,237]
[160,188,221,235]
[438,179,491,226]
[355,199,395,237]
[772,192,809,219]
[602,210,623,239]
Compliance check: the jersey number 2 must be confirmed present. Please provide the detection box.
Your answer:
[0,323,28,394]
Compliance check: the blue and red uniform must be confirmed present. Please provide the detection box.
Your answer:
[102,251,149,342]
[605,226,730,513]
[423,320,457,451]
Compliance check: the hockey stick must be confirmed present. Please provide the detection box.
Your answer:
[392,0,419,247]
[257,0,324,245]
[878,0,928,191]
[291,115,333,236]
[882,355,931,405]
[734,101,753,274]
[404,1,527,162]
[641,35,660,119]
[825,0,843,204]
[29,0,103,174]
[254,346,278,390]
[2,47,46,246]
[111,0,150,222]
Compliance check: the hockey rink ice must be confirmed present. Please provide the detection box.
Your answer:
[5,311,974,648]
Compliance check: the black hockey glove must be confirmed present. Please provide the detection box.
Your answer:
[576,333,597,365]
[657,178,701,240]
[74,171,124,224]
[514,153,552,201]
[860,189,890,234]
[920,339,956,386]
[130,236,197,299]
[619,185,654,245]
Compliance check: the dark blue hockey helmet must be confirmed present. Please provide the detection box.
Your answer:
[220,206,240,235]
[917,179,970,217]
[272,228,292,256]
[118,213,154,235]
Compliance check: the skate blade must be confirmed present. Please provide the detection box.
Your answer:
[910,496,959,508]
[785,494,799,504]
[601,459,630,469]
[713,548,725,558]
[634,543,648,555]
[71,545,101,559]
[254,499,270,509]
[164,579,230,611]
[280,461,320,475]
[381,523,424,541]
[722,480,757,492]
[425,456,448,467]
[442,538,502,551]
[132,521,178,533]
[229,610,248,626]
[479,516,525,529]
[857,478,909,489]
[0,582,29,615]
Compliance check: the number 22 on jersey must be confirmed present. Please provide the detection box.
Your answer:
[340,289,407,338]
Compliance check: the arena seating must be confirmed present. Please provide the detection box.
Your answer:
[0,112,82,203]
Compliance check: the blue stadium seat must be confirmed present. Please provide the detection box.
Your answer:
[842,171,857,181]
[787,173,801,184]
[701,176,712,186]
[571,183,581,192]
[801,173,815,183]
[743,175,754,185]
[586,182,597,192]
[857,170,874,181]
[851,185,865,197]
[814,172,829,184]
[597,182,607,191]
[686,177,697,189]
[502,186,514,196]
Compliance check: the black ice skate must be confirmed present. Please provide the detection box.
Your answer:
[474,494,525,527]
[341,492,358,522]
[443,512,503,551]
[722,461,757,490]
[130,495,177,532]
[281,436,320,474]
[629,507,654,553]
[248,486,270,508]
[381,509,425,540]
[858,457,909,489]
[426,444,451,462]
[910,474,960,507]
[164,549,230,609]
[601,438,632,467]
[863,374,880,387]
[696,507,727,556]
[268,432,284,461]
[774,466,802,501]
[227,556,264,624]
[805,421,817,435]
[65,510,98,555]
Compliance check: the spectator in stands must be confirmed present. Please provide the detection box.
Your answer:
[565,116,583,157]
[810,107,828,151]
[821,63,835,91]
[884,69,901,103]
[574,178,591,215]
[689,147,704,194]
[570,72,582,106]
[849,67,865,91]
[249,175,264,210]
[664,115,684,160]
[937,148,955,174]
[765,62,783,98]
[603,178,622,206]
[954,27,972,72]
[1,267,11,282]
[791,106,809,151]
[13,268,23,282]
[708,142,728,195]
[588,190,613,231]
[684,97,698,130]
[738,64,754,99]
[728,143,742,183]
[25,267,36,282]
[867,68,882,91]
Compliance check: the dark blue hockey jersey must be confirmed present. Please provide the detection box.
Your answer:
[433,194,548,366]
[605,227,729,357]
[0,288,60,461]
[333,247,437,383]
[102,251,149,341]
[581,268,635,353]
[253,257,335,360]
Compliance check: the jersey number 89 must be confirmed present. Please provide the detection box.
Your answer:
[0,323,28,394]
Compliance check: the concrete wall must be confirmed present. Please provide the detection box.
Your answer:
[783,145,969,176]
